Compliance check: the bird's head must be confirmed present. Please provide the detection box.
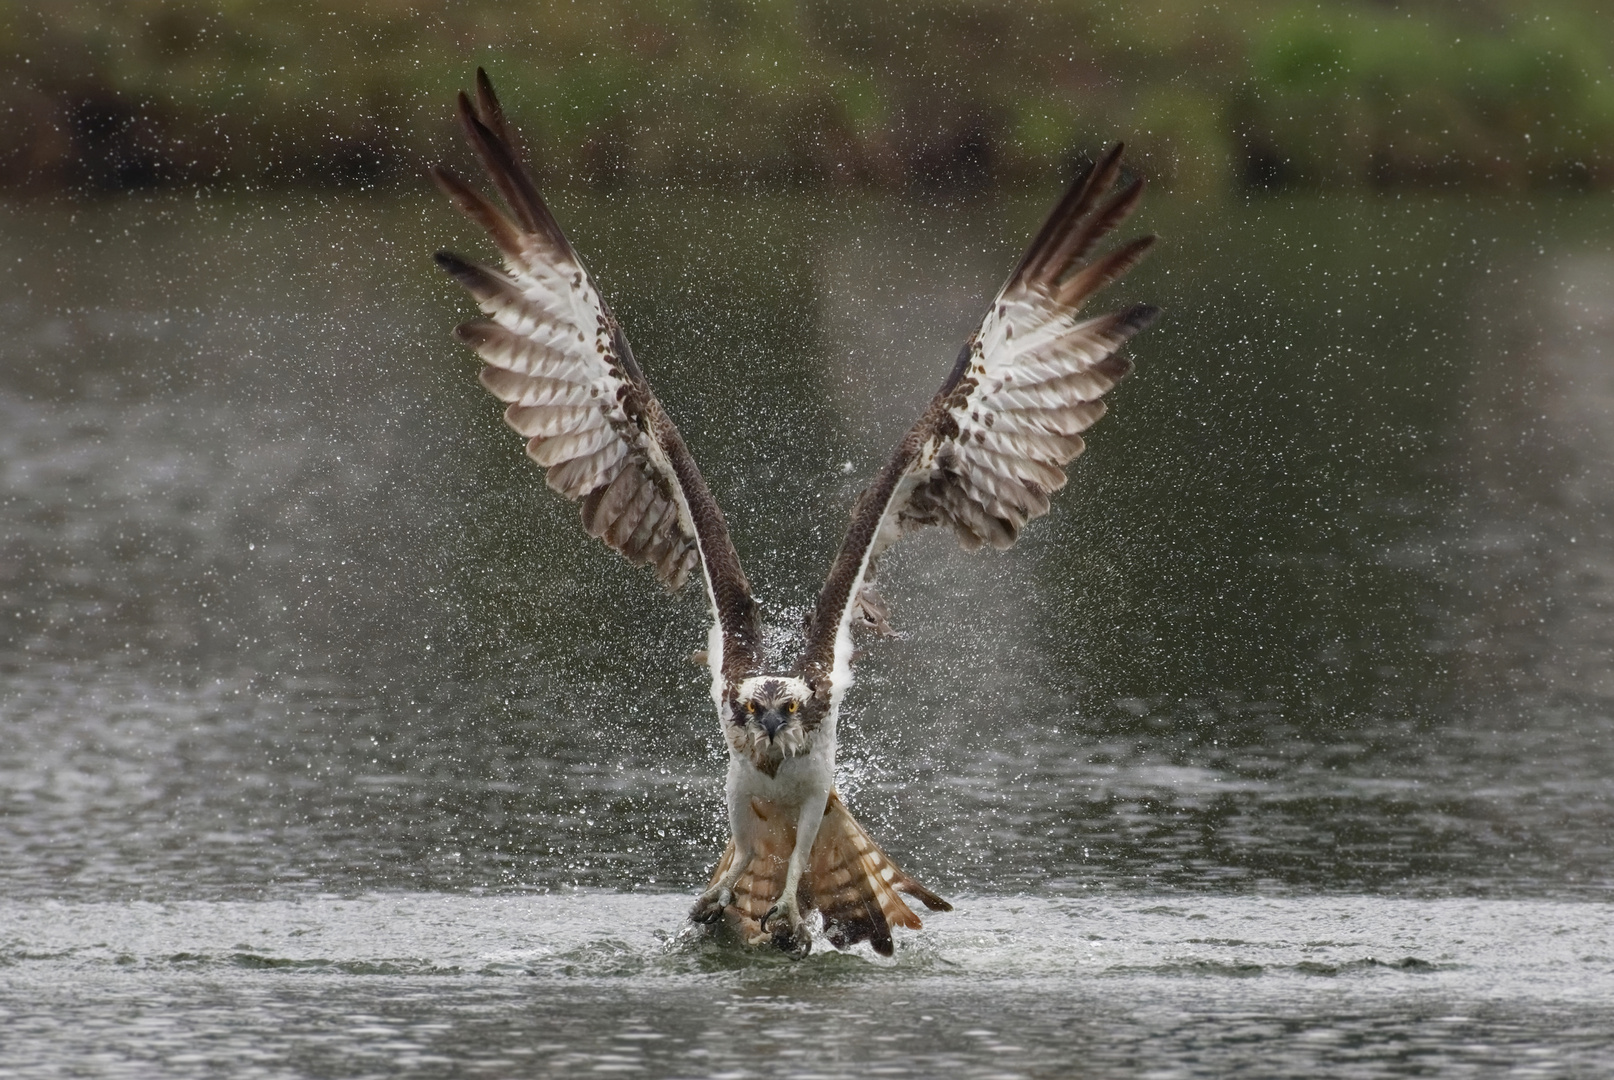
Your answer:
[725,675,823,768]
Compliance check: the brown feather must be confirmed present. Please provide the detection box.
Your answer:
[435,72,762,634]
[473,67,521,155]
[1056,234,1158,308]
[454,92,548,242]
[429,167,526,262]
[433,250,514,305]
[796,146,1158,680]
[1013,142,1125,288]
[705,792,949,957]
[1045,176,1146,287]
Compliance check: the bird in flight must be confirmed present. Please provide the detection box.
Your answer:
[432,71,1158,957]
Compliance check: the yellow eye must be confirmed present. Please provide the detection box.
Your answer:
[786,700,798,714]
[745,701,756,714]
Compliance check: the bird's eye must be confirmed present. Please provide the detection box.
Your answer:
[786,700,798,714]
[745,701,756,714]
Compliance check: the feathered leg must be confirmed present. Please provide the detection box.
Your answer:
[690,841,752,924]
[697,792,949,958]
[760,793,828,956]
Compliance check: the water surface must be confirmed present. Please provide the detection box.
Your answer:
[1,186,1611,1076]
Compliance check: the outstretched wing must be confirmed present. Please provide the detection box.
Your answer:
[434,70,760,680]
[797,144,1159,695]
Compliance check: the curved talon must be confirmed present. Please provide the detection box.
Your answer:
[689,887,733,924]
[761,901,811,958]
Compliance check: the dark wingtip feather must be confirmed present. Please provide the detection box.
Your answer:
[434,251,504,299]
[900,880,954,912]
[473,67,518,150]
[1122,302,1162,334]
[451,319,497,347]
[1056,233,1158,307]
[1011,141,1131,291]
[1083,174,1146,251]
[429,163,480,211]
[452,83,567,250]
[1069,143,1126,214]
[454,89,477,131]
[430,164,526,259]
[434,249,473,276]
[1090,141,1126,186]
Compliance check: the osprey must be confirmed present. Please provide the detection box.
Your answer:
[432,72,1159,957]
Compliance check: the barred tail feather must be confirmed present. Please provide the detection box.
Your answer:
[809,792,950,956]
[703,841,785,949]
[703,792,950,956]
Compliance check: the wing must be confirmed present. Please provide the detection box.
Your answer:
[434,70,760,682]
[797,144,1159,695]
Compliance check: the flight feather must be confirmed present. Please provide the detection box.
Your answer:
[434,69,760,675]
[798,145,1159,689]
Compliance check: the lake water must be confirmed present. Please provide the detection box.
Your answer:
[1,184,1611,1077]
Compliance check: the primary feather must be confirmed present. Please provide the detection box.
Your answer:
[797,144,1158,692]
[433,73,1160,959]
[433,69,760,679]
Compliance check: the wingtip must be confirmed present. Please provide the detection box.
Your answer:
[433,249,475,278]
[429,162,480,205]
[454,89,478,135]
[902,882,953,912]
[451,318,495,346]
[475,67,500,119]
[427,164,458,193]
[1074,141,1124,186]
[1124,302,1163,332]
[456,88,501,144]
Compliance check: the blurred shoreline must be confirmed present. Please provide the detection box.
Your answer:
[2,0,1610,197]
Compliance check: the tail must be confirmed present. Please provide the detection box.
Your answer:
[809,792,952,955]
[704,791,951,956]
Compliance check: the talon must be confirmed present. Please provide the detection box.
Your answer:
[760,901,811,958]
[760,900,795,934]
[689,887,733,924]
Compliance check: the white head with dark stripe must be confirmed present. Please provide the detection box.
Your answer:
[726,675,820,768]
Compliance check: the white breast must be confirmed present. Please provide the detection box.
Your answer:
[725,709,838,811]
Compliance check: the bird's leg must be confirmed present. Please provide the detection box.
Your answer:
[762,795,828,957]
[690,846,751,924]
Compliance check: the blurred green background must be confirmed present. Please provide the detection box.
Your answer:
[3,0,1611,195]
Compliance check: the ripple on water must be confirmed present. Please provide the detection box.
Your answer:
[2,892,1613,1077]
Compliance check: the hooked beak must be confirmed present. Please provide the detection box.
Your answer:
[759,711,787,739]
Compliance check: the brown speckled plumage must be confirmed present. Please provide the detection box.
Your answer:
[705,793,950,956]
[433,72,1159,959]
[797,143,1158,684]
[433,70,759,669]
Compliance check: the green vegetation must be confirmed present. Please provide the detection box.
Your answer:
[3,0,1610,193]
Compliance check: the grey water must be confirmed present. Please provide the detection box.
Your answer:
[1,185,1611,1077]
